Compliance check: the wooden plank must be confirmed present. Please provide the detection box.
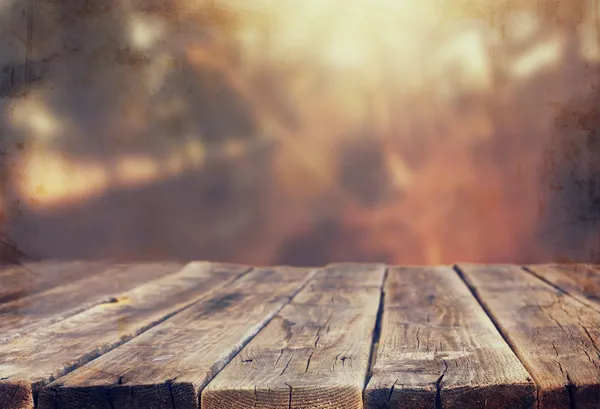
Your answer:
[0,261,109,304]
[459,264,600,408]
[365,266,535,409]
[37,266,313,409]
[202,263,386,409]
[526,264,600,311]
[0,262,185,342]
[310,262,386,288]
[0,262,247,409]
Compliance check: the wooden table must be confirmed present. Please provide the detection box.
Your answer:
[1,262,599,408]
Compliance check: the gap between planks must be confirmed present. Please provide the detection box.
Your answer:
[363,266,389,392]
[452,264,524,366]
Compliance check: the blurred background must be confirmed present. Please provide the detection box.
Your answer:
[0,0,598,266]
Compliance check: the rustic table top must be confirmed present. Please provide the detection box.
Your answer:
[0,261,599,409]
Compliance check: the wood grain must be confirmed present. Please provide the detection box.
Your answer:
[365,266,535,409]
[308,263,387,288]
[37,266,313,409]
[459,264,600,408]
[0,261,109,305]
[526,264,600,312]
[0,262,246,409]
[202,263,386,409]
[0,262,184,342]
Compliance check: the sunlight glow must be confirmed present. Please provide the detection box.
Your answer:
[20,152,109,205]
[324,31,370,70]
[185,138,206,165]
[11,99,62,142]
[511,36,564,79]
[229,0,494,102]
[129,13,165,49]
[432,27,493,95]
[18,138,211,206]
[116,155,160,186]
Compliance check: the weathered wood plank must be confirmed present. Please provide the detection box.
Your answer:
[0,262,247,409]
[0,261,109,305]
[365,266,535,409]
[309,262,386,288]
[202,263,386,409]
[0,262,184,342]
[37,266,313,409]
[459,264,600,408]
[526,264,600,312]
